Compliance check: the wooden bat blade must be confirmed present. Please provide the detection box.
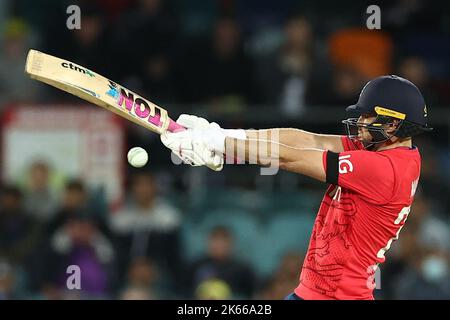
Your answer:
[25,49,184,134]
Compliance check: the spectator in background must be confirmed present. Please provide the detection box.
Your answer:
[255,251,303,299]
[187,226,256,299]
[375,224,418,300]
[330,66,367,106]
[39,211,115,299]
[273,251,304,286]
[412,138,450,213]
[53,3,110,84]
[195,278,232,300]
[198,16,255,114]
[48,179,89,230]
[0,18,40,110]
[36,1,111,102]
[138,50,178,105]
[111,0,179,84]
[119,257,161,299]
[47,179,108,238]
[23,161,58,222]
[328,28,393,79]
[397,56,439,106]
[398,57,429,91]
[376,192,449,299]
[306,65,367,106]
[119,285,153,300]
[109,172,182,289]
[307,27,393,106]
[0,185,43,265]
[0,259,19,300]
[258,15,314,117]
[393,246,450,299]
[256,275,294,300]
[408,193,450,253]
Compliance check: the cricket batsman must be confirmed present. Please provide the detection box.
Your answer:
[160,75,433,300]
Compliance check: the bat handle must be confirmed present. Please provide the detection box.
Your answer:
[167,118,186,132]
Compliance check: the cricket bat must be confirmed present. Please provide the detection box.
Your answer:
[25,49,185,134]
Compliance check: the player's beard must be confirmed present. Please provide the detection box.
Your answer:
[357,129,377,150]
[361,138,376,150]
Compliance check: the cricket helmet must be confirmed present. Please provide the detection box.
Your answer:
[342,75,433,147]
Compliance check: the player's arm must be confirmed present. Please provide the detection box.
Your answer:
[224,132,326,182]
[244,129,345,153]
[160,115,342,175]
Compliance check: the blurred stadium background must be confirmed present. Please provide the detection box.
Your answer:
[0,0,449,300]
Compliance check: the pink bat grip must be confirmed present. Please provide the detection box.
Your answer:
[168,118,186,132]
[146,113,185,132]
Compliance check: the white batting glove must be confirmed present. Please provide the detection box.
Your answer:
[161,114,247,170]
[160,127,224,171]
[176,114,229,154]
[175,114,211,130]
[161,130,202,167]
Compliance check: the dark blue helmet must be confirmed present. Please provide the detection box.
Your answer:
[343,75,433,146]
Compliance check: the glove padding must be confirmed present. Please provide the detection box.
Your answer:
[176,114,210,129]
[176,115,227,154]
[160,115,225,171]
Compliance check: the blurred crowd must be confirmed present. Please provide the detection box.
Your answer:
[0,165,264,299]
[0,160,449,300]
[0,0,449,300]
[1,0,450,114]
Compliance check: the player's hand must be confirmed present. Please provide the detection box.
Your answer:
[176,114,227,154]
[160,127,224,171]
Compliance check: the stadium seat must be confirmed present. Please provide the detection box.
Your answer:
[249,212,315,276]
[265,191,321,214]
[180,220,206,263]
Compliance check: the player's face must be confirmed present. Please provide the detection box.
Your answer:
[356,114,377,142]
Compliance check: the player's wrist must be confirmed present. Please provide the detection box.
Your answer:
[222,129,247,140]
[201,125,226,154]
[211,129,246,154]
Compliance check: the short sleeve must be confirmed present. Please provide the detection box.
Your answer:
[326,149,395,203]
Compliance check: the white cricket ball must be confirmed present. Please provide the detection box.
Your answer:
[127,147,148,168]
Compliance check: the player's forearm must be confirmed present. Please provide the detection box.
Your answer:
[225,131,279,166]
[244,129,312,148]
[224,130,313,165]
[224,135,326,181]
[244,128,343,152]
[225,129,315,165]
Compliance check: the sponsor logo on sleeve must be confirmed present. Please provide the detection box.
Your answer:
[338,155,353,174]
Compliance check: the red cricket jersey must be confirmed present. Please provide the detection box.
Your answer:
[295,136,421,300]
